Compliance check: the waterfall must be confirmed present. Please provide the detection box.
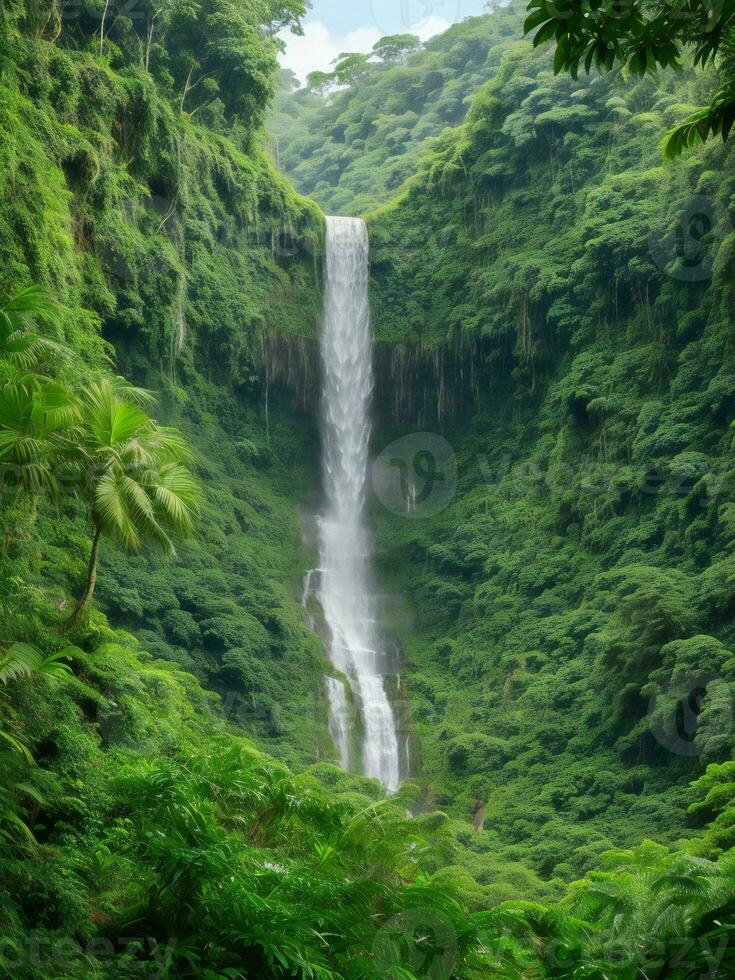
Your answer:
[313,216,400,793]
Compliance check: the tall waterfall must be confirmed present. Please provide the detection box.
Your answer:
[312,216,400,793]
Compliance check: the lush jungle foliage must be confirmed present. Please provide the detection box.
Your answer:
[0,0,330,763]
[4,0,735,975]
[268,8,526,215]
[273,0,735,970]
[523,0,735,157]
[358,0,735,928]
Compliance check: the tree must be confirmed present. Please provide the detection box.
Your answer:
[332,52,371,86]
[0,285,70,376]
[372,33,421,65]
[166,0,306,129]
[0,287,200,630]
[65,379,200,629]
[524,0,735,156]
[305,69,334,96]
[141,0,174,72]
[0,287,78,521]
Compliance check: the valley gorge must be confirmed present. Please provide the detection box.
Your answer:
[2,1,735,977]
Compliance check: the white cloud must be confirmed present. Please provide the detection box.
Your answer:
[279,16,453,84]
[279,22,380,84]
[413,16,452,42]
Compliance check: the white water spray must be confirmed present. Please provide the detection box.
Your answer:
[309,216,400,793]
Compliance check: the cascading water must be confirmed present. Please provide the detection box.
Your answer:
[307,216,400,793]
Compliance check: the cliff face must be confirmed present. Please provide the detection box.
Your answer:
[0,5,333,765]
[261,329,485,428]
[372,338,485,430]
[363,36,735,877]
[0,0,324,381]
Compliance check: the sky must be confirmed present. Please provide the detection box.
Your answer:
[279,0,490,83]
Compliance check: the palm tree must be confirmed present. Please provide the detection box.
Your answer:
[0,286,78,550]
[0,378,80,496]
[65,378,200,629]
[0,284,70,375]
[565,843,735,975]
[0,642,73,684]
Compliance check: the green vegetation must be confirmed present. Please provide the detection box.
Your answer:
[3,0,735,974]
[269,8,526,215]
[361,0,735,910]
[1,283,200,629]
[523,0,735,157]
[0,0,328,760]
[64,376,201,629]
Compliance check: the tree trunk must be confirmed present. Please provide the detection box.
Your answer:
[99,0,111,56]
[64,526,102,631]
[180,63,195,112]
[145,18,155,71]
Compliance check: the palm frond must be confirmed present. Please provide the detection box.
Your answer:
[0,286,72,368]
[35,381,81,430]
[145,425,195,462]
[0,643,72,684]
[94,471,142,551]
[107,376,156,407]
[84,383,150,448]
[0,729,34,764]
[1,284,61,318]
[151,463,201,529]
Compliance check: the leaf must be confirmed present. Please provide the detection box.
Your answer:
[532,20,558,48]
[524,10,549,34]
[0,729,34,764]
[14,782,46,806]
[553,43,568,75]
[662,91,735,159]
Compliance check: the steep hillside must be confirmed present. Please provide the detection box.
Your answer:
[5,1,735,976]
[1,4,508,976]
[367,31,735,880]
[268,8,524,214]
[0,0,334,766]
